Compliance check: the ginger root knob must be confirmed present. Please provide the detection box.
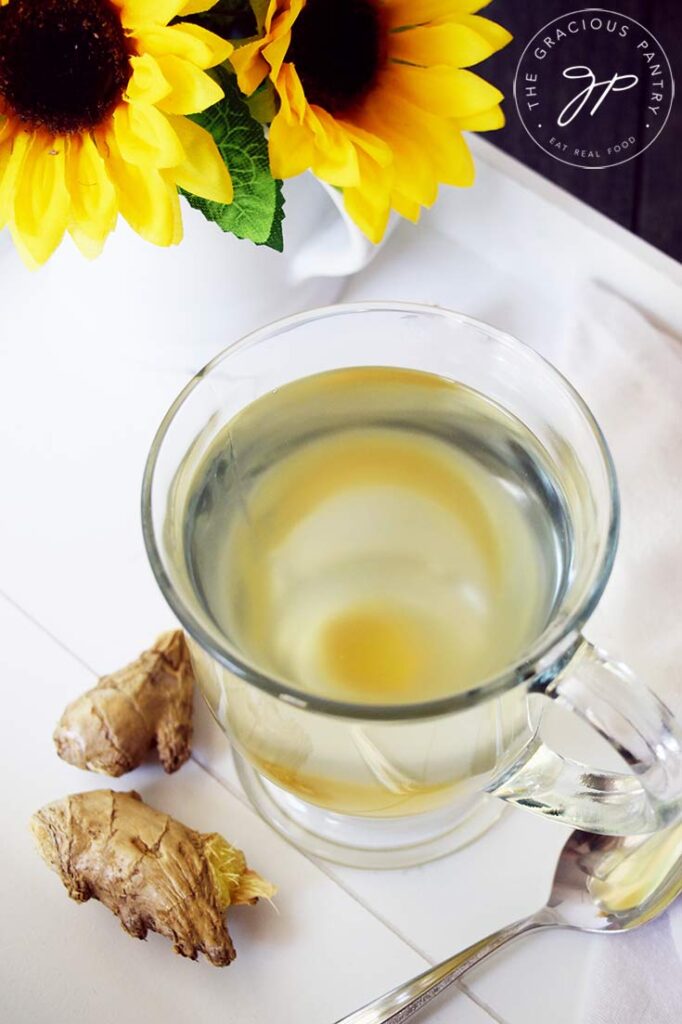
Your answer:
[31,790,276,966]
[54,630,194,776]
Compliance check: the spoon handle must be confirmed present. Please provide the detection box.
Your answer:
[334,913,551,1024]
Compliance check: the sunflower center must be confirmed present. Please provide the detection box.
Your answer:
[0,0,132,134]
[288,0,384,115]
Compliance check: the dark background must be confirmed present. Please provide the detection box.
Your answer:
[483,0,681,263]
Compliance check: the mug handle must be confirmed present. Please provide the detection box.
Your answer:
[488,640,682,834]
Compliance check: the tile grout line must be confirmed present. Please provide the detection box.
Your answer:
[301,859,512,1024]
[457,983,512,1024]
[0,589,99,676]
[1,593,511,1024]
[192,753,512,1024]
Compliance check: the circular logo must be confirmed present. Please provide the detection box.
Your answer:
[514,8,674,169]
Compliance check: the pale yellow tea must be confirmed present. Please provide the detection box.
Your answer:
[185,367,567,709]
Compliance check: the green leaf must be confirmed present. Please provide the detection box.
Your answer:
[182,69,284,251]
[247,79,277,124]
[249,0,270,32]
[262,179,284,251]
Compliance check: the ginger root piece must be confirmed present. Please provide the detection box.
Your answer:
[54,630,194,776]
[31,790,276,966]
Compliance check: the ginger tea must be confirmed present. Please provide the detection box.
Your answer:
[184,367,570,814]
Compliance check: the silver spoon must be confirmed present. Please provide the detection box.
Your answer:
[335,823,682,1024]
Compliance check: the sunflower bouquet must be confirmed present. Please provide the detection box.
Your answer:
[0,0,510,267]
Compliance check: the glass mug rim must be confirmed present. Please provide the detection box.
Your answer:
[142,301,620,722]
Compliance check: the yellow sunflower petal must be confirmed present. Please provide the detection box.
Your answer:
[308,109,360,187]
[168,114,232,202]
[276,64,309,124]
[114,100,185,168]
[265,0,303,34]
[12,133,70,265]
[383,64,503,119]
[457,105,505,131]
[65,133,117,241]
[343,153,391,245]
[265,0,304,74]
[0,116,15,145]
[395,100,475,186]
[173,22,233,65]
[268,109,315,177]
[275,63,362,187]
[389,22,500,68]
[369,133,434,205]
[69,225,107,259]
[137,23,232,70]
[355,92,438,206]
[310,152,359,188]
[8,225,40,269]
[360,81,473,192]
[435,125,475,186]
[358,148,393,203]
[0,140,12,207]
[343,192,389,244]
[126,54,172,105]
[441,68,505,117]
[155,55,224,114]
[164,170,184,244]
[458,14,513,53]
[245,0,303,83]
[337,121,392,168]
[0,127,29,228]
[230,0,299,93]
[384,0,492,29]
[391,192,421,222]
[384,134,438,206]
[230,38,271,96]
[101,126,180,246]
[116,0,187,30]
[177,0,219,15]
[263,30,294,81]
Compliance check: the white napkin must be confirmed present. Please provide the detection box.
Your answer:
[554,283,682,1022]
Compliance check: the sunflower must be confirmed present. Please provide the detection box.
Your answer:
[0,0,234,265]
[231,0,511,242]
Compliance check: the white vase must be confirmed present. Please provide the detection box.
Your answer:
[0,174,379,372]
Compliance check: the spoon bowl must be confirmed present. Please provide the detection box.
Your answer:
[336,823,682,1024]
[550,825,682,932]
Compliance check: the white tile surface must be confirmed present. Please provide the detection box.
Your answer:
[0,319,181,671]
[2,193,679,1024]
[341,218,570,365]
[0,220,613,1024]
[0,596,491,1024]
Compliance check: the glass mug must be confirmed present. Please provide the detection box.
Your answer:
[142,303,682,867]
